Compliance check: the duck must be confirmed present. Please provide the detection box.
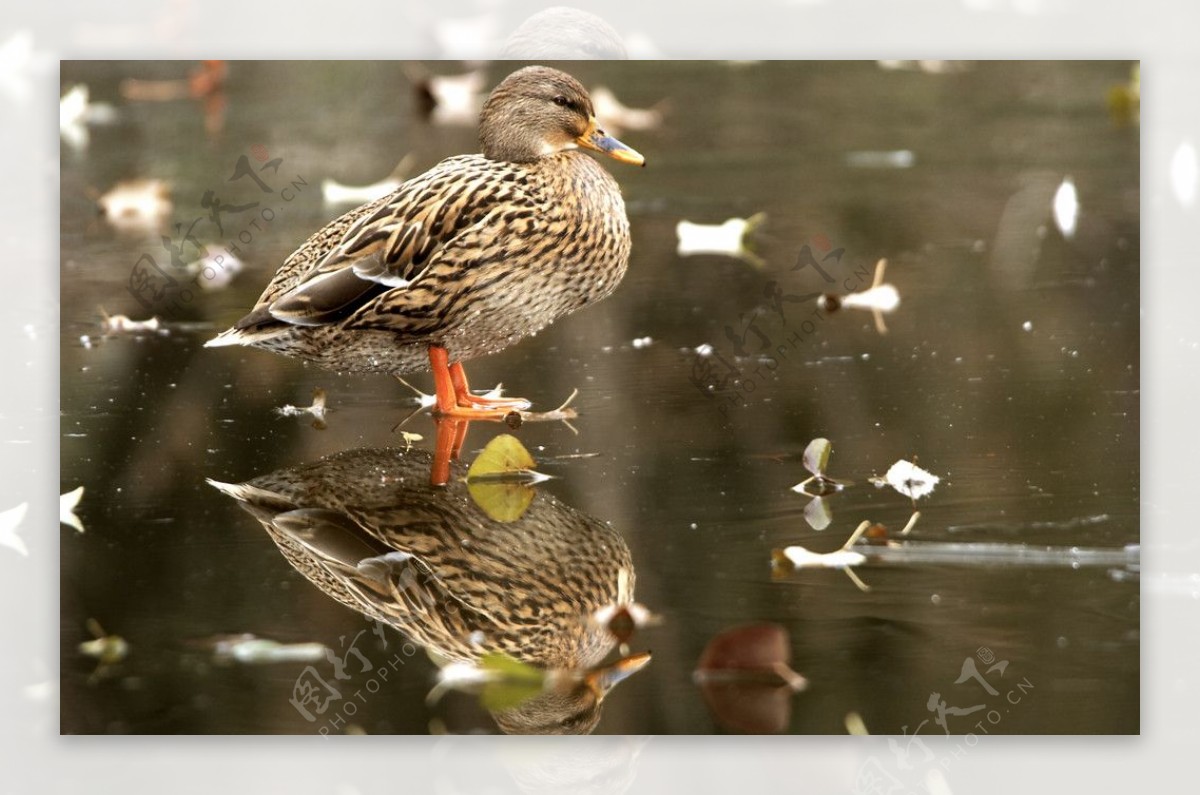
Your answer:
[205,65,644,420]
[208,446,648,734]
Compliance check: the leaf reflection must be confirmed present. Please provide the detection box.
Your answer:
[466,434,552,522]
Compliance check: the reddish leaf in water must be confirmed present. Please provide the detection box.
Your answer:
[694,623,807,733]
[698,623,788,671]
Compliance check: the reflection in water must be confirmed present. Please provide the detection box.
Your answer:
[694,623,807,733]
[210,446,647,734]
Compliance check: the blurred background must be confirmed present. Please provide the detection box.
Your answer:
[59,60,1138,734]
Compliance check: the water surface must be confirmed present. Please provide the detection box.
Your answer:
[60,60,1139,734]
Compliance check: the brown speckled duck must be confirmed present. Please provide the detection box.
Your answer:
[205,66,644,419]
[208,446,648,734]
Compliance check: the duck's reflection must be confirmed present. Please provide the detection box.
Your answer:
[211,446,646,734]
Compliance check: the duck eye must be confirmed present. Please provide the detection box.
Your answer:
[552,95,571,108]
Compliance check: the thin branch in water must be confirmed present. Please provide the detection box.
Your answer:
[842,520,873,550]
[843,567,871,593]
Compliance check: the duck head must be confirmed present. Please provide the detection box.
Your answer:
[479,65,645,167]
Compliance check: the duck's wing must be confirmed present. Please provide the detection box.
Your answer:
[267,506,475,621]
[213,477,495,629]
[233,155,535,331]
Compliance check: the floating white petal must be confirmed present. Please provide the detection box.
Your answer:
[777,545,866,569]
[590,86,663,134]
[841,284,901,312]
[212,635,329,664]
[59,84,89,149]
[845,150,915,169]
[428,70,486,125]
[322,177,403,205]
[102,313,160,333]
[1052,176,1078,239]
[187,245,243,291]
[676,214,764,267]
[60,487,85,533]
[98,179,172,232]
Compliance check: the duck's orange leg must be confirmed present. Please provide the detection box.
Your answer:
[429,345,531,418]
[448,361,532,411]
[430,416,471,486]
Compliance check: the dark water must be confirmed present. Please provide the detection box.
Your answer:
[59,61,1139,734]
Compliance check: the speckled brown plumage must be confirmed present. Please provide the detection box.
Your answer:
[210,446,638,732]
[206,66,639,378]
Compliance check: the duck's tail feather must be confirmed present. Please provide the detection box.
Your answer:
[203,324,287,348]
[206,478,297,524]
[203,328,247,348]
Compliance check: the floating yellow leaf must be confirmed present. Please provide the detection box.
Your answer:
[791,438,847,497]
[467,435,547,522]
[467,434,535,479]
[802,438,831,478]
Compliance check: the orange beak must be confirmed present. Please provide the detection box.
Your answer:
[584,651,652,699]
[577,117,645,167]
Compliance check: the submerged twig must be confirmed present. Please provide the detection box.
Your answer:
[100,308,162,335]
[394,378,580,430]
[775,511,1137,593]
[517,388,580,430]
